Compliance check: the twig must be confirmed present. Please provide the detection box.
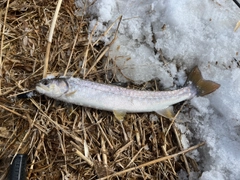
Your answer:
[28,121,49,178]
[161,145,176,175]
[172,124,191,174]
[43,0,63,78]
[170,103,191,174]
[0,104,28,120]
[73,148,94,167]
[84,16,122,78]
[101,136,108,167]
[114,140,133,160]
[98,142,205,180]
[63,28,80,76]
[125,145,146,168]
[10,117,34,172]
[0,0,10,94]
[30,99,85,145]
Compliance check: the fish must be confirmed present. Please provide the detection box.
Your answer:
[35,67,220,119]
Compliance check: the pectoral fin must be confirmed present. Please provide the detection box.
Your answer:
[113,110,126,121]
[65,90,77,97]
[155,106,175,119]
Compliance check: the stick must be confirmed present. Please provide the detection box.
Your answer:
[43,0,63,78]
[98,142,205,180]
[0,0,10,94]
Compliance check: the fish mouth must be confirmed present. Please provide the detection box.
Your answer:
[35,83,50,93]
[35,78,69,96]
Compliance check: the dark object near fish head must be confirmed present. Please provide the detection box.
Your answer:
[17,91,36,99]
[8,154,27,180]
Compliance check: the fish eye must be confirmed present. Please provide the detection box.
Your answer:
[41,79,49,86]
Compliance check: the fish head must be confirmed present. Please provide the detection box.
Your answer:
[36,78,69,98]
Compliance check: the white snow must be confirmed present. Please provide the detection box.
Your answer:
[75,0,240,179]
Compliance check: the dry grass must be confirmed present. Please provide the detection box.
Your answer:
[0,0,204,179]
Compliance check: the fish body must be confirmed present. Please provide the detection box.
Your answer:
[36,67,220,118]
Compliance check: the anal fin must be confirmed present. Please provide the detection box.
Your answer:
[155,106,175,119]
[113,110,126,121]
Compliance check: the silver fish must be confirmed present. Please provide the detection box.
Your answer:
[35,67,220,119]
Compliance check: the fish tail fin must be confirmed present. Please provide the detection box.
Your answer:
[185,66,220,96]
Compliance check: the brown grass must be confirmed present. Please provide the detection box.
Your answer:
[0,0,204,179]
